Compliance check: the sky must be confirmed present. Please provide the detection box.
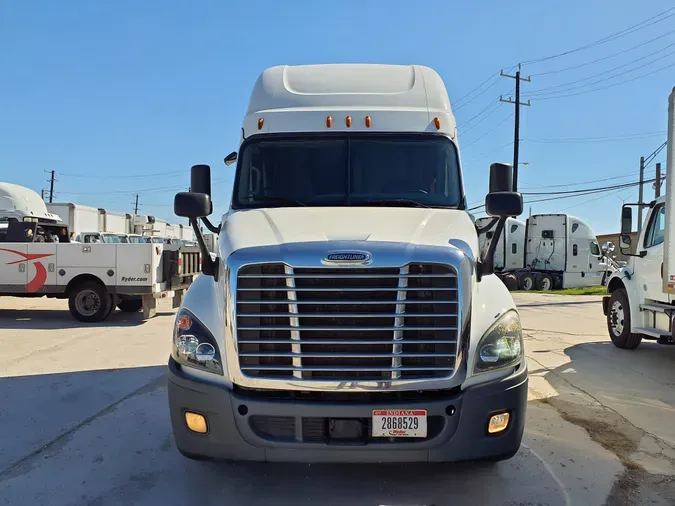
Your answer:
[0,0,673,234]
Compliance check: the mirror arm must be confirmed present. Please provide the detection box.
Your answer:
[201,216,221,234]
[477,216,506,282]
[190,218,218,280]
[476,217,498,235]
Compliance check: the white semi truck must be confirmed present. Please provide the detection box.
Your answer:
[0,183,201,321]
[604,87,675,349]
[166,64,528,464]
[478,213,606,290]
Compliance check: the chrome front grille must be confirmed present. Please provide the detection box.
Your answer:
[235,263,459,381]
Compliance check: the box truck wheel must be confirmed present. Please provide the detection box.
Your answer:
[117,297,143,313]
[519,273,535,291]
[68,281,113,322]
[607,289,642,349]
[535,273,553,291]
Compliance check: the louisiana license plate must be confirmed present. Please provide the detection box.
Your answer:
[372,409,427,438]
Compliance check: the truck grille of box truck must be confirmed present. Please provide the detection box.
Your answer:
[235,263,459,381]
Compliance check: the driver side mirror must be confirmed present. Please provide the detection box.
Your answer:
[485,163,523,217]
[620,206,632,250]
[190,164,212,197]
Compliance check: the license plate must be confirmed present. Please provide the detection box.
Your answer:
[372,409,427,438]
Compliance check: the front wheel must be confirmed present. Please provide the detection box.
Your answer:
[607,289,642,349]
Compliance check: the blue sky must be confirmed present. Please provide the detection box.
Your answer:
[1,0,673,234]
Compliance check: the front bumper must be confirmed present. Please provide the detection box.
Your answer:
[167,358,528,463]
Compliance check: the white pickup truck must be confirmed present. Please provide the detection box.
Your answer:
[0,182,201,321]
[166,64,528,464]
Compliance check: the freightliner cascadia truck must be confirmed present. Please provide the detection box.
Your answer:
[167,64,528,463]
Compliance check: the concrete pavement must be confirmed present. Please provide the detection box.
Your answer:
[1,294,674,504]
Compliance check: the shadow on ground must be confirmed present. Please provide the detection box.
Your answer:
[0,308,175,330]
[541,339,675,504]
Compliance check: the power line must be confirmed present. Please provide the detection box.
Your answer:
[526,43,675,96]
[468,176,659,211]
[460,101,506,135]
[531,28,675,76]
[526,131,666,143]
[461,112,514,150]
[520,7,675,66]
[56,170,188,179]
[526,60,675,100]
[526,48,675,98]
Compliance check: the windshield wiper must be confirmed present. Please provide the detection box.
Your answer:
[353,198,430,208]
[250,195,307,207]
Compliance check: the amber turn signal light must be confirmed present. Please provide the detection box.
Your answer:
[185,412,208,433]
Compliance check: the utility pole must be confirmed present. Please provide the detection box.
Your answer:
[41,189,45,201]
[45,170,56,203]
[638,156,645,235]
[499,64,531,191]
[133,194,139,214]
[655,162,662,198]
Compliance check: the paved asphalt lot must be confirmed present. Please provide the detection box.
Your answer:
[2,293,675,505]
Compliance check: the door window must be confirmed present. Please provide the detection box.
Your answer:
[590,241,600,256]
[644,205,665,248]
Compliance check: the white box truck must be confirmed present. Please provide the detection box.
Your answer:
[98,209,130,235]
[478,213,606,291]
[603,87,675,349]
[46,202,100,238]
[166,64,528,464]
[0,183,201,321]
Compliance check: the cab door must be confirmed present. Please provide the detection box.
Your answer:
[634,203,667,302]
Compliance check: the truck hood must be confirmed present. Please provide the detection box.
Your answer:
[221,207,478,254]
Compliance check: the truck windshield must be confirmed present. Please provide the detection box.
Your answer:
[101,234,121,243]
[232,135,462,209]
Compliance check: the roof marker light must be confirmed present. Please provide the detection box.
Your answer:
[365,116,372,128]
[346,116,352,128]
[257,118,264,130]
[434,117,441,130]
[326,116,333,128]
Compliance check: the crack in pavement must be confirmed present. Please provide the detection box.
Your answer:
[0,374,166,481]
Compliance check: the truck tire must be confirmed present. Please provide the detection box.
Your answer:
[519,273,535,291]
[68,281,113,322]
[607,289,642,349]
[535,273,553,291]
[117,298,143,313]
[502,274,518,291]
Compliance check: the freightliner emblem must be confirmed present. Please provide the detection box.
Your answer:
[323,251,372,264]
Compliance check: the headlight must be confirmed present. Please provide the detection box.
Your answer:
[172,309,223,375]
[473,310,523,374]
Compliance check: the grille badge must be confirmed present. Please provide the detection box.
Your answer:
[323,251,372,265]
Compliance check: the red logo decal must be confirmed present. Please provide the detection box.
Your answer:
[0,248,54,292]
